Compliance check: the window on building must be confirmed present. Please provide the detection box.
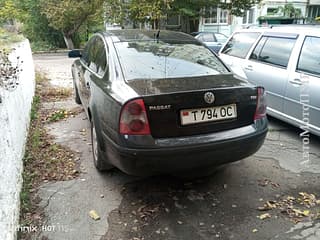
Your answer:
[204,8,229,25]
[267,8,278,16]
[243,8,255,24]
[308,6,320,20]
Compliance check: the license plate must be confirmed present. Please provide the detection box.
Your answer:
[180,104,237,125]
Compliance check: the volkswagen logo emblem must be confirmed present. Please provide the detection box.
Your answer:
[204,92,215,104]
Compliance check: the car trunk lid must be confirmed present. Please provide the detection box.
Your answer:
[126,75,258,138]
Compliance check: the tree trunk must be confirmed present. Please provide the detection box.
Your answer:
[63,34,75,50]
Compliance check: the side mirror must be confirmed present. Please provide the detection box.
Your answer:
[68,49,82,58]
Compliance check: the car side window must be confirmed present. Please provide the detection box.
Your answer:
[297,36,320,76]
[81,37,98,70]
[215,33,228,43]
[88,37,99,73]
[249,36,296,68]
[221,32,260,58]
[81,41,92,65]
[201,33,216,42]
[94,37,108,76]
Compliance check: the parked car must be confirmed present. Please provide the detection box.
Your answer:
[191,32,228,53]
[69,29,268,176]
[219,26,320,137]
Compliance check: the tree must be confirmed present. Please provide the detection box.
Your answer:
[167,0,259,32]
[129,0,173,29]
[0,0,22,24]
[15,0,65,49]
[39,0,104,49]
[278,3,302,19]
[105,0,126,26]
[169,0,259,17]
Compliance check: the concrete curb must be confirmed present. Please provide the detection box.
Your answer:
[0,39,35,240]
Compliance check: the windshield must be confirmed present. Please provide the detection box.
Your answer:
[114,40,229,81]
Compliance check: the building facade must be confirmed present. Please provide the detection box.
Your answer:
[198,0,320,36]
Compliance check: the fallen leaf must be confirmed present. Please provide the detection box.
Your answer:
[303,210,310,216]
[89,210,100,220]
[259,213,271,220]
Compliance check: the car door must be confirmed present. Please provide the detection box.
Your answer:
[284,35,320,134]
[219,31,261,79]
[79,37,98,108]
[244,33,298,114]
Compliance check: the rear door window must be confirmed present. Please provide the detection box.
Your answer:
[220,32,260,58]
[215,33,228,43]
[200,33,216,42]
[297,36,320,76]
[94,37,108,76]
[249,36,296,68]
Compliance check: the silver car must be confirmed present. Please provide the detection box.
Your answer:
[219,26,320,137]
[191,32,228,53]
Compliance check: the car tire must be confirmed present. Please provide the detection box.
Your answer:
[91,119,113,171]
[74,82,82,104]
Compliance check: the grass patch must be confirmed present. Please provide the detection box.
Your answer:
[30,41,58,52]
[19,72,80,239]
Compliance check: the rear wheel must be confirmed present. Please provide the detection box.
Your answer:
[91,120,113,171]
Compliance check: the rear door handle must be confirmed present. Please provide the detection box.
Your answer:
[289,78,302,86]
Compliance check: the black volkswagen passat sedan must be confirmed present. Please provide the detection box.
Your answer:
[69,29,268,176]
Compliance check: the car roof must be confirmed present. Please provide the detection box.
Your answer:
[103,29,199,43]
[190,31,227,36]
[235,25,320,36]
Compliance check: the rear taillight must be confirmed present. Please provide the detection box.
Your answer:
[119,99,151,135]
[254,87,267,120]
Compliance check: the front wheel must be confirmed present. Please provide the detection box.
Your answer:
[91,120,113,171]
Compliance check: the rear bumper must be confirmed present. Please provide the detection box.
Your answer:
[102,119,268,176]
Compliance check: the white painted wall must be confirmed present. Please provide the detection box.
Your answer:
[0,40,35,240]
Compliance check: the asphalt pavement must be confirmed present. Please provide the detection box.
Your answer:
[32,53,320,240]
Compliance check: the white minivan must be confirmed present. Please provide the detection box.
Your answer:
[219,26,320,137]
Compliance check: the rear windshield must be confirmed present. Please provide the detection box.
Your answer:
[114,41,229,81]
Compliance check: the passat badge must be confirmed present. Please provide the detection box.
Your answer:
[204,92,215,104]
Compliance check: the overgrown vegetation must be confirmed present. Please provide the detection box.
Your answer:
[0,27,24,47]
[19,72,80,239]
